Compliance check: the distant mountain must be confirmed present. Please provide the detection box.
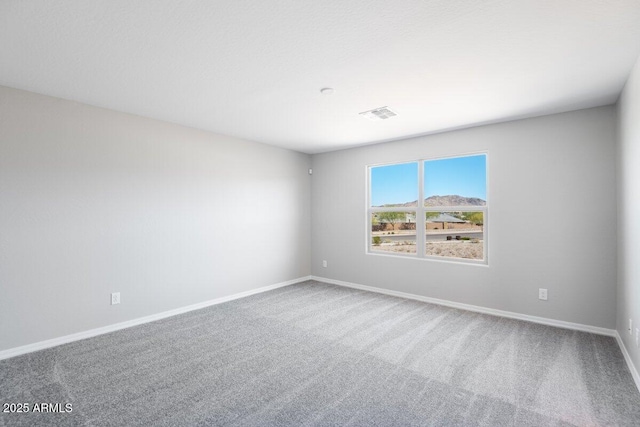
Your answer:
[379,195,485,208]
[424,195,486,207]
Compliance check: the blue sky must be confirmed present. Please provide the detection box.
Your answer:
[371,162,417,206]
[371,155,486,206]
[424,155,486,200]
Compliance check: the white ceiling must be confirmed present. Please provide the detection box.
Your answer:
[2,1,640,154]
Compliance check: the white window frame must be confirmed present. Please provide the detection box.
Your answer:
[367,153,488,265]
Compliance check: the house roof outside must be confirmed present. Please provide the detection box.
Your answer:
[426,213,466,223]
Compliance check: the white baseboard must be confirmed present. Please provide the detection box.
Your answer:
[615,332,640,393]
[6,274,637,394]
[0,276,311,361]
[310,275,616,336]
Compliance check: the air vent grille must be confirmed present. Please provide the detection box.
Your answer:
[359,106,397,121]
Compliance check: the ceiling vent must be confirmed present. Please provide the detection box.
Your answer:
[359,106,398,121]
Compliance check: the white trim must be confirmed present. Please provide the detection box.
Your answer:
[0,276,311,361]
[615,331,640,393]
[310,275,616,337]
[367,248,489,267]
[416,160,425,254]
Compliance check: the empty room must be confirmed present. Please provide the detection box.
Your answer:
[1,1,640,426]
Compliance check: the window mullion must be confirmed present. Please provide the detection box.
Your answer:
[416,161,425,258]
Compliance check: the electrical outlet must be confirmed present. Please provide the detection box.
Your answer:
[538,288,548,301]
[111,292,120,305]
[630,318,633,335]
[322,260,328,268]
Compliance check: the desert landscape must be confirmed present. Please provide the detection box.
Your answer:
[371,196,484,260]
[372,239,483,260]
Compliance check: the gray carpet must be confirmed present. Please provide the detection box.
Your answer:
[1,280,639,427]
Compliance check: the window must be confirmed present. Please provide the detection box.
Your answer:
[368,154,487,264]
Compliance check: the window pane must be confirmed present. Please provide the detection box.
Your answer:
[425,211,483,260]
[371,212,416,254]
[424,155,486,207]
[371,163,418,207]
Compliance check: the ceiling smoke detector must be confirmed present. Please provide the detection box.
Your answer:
[359,106,398,121]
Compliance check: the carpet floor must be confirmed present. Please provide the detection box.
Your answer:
[1,280,639,426]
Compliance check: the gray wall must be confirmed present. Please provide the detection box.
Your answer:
[0,86,311,352]
[311,106,617,329]
[0,82,624,353]
[617,57,640,373]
